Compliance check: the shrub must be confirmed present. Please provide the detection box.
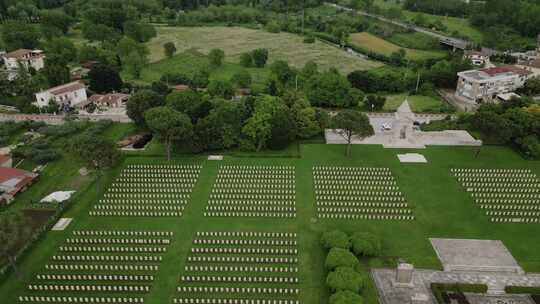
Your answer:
[325,248,360,270]
[303,36,315,44]
[321,230,351,250]
[265,21,281,33]
[326,266,366,293]
[350,232,382,257]
[329,290,364,304]
[240,53,253,67]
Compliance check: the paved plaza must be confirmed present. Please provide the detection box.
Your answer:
[325,101,482,148]
[373,239,540,304]
[430,238,524,274]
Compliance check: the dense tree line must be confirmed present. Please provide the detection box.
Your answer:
[422,98,540,159]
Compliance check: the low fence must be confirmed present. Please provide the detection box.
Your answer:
[0,114,132,125]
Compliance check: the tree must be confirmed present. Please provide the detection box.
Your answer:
[331,110,374,157]
[0,211,32,278]
[270,60,294,86]
[268,109,296,150]
[71,134,120,196]
[251,48,269,68]
[144,107,193,161]
[126,90,165,127]
[124,21,156,42]
[231,70,252,88]
[166,90,211,123]
[364,95,386,111]
[326,267,366,293]
[40,10,73,36]
[329,290,364,304]
[42,59,70,87]
[44,37,77,64]
[306,71,354,107]
[390,48,406,66]
[321,230,351,250]
[193,101,242,151]
[124,51,147,79]
[191,69,210,89]
[350,232,382,257]
[1,21,41,50]
[325,248,360,270]
[240,53,253,67]
[242,96,282,151]
[164,42,177,58]
[209,48,225,67]
[88,64,123,93]
[208,80,234,99]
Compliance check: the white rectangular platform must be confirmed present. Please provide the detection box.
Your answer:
[51,218,73,231]
[397,153,428,163]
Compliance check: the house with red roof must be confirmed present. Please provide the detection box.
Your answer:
[0,167,38,205]
[455,65,533,103]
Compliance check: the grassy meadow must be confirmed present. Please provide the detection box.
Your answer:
[146,26,383,73]
[350,32,446,60]
[1,142,540,304]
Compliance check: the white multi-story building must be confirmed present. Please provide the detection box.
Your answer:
[463,50,490,66]
[2,49,45,71]
[455,66,533,103]
[34,81,88,108]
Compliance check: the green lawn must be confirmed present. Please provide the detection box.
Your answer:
[1,144,540,304]
[382,93,451,113]
[350,32,446,61]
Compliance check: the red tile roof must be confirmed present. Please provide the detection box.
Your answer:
[480,65,532,77]
[0,154,10,165]
[4,49,33,59]
[0,167,36,196]
[47,81,86,96]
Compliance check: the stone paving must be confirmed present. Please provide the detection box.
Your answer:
[372,268,540,304]
[372,238,540,304]
[431,238,524,274]
[325,101,481,148]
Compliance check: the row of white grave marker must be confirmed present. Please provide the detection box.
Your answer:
[313,166,413,220]
[452,168,540,224]
[52,255,162,262]
[20,231,174,303]
[18,296,144,303]
[206,166,296,218]
[177,231,300,304]
[92,164,201,218]
[28,284,150,292]
[173,299,298,304]
[44,264,159,271]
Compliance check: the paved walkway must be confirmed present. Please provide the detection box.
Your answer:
[373,268,540,304]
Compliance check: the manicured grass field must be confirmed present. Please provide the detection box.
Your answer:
[146,26,383,74]
[1,144,540,304]
[382,93,450,113]
[350,32,446,60]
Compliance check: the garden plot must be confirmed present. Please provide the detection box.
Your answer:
[313,166,414,220]
[174,231,300,304]
[452,168,540,224]
[90,164,201,217]
[18,230,174,304]
[205,165,296,218]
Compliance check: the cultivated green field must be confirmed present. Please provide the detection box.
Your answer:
[146,26,383,74]
[1,143,540,304]
[350,32,446,60]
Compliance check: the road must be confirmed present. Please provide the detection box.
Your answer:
[327,3,471,50]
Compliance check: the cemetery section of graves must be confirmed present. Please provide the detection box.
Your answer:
[2,145,540,304]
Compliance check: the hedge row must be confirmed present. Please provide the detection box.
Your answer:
[505,286,540,294]
[431,283,488,304]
